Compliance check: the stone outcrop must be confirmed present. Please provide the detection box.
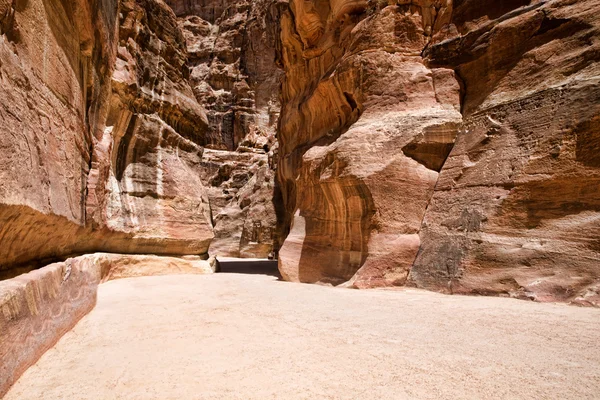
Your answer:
[164,0,285,257]
[85,0,215,257]
[0,0,118,270]
[277,0,462,286]
[411,0,600,305]
[0,252,214,398]
[0,0,281,273]
[200,149,277,257]
[276,0,600,304]
[1,0,598,307]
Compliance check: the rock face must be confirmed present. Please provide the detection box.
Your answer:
[0,0,281,273]
[164,0,285,257]
[411,0,600,305]
[277,0,462,286]
[1,0,598,305]
[200,148,277,257]
[0,0,215,271]
[0,0,118,269]
[85,0,215,257]
[276,0,600,304]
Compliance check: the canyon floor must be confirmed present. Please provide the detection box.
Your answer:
[5,272,600,400]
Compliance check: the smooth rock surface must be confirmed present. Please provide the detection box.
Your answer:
[5,273,600,399]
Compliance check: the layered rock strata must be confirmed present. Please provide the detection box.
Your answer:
[411,0,600,305]
[277,0,462,286]
[164,0,286,257]
[0,0,119,269]
[85,0,215,257]
[0,253,215,398]
[200,149,277,257]
[0,0,283,272]
[276,0,600,304]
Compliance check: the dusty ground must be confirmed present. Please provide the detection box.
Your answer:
[5,273,600,400]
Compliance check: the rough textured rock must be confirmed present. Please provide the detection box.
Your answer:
[0,0,282,271]
[276,0,600,304]
[277,0,462,286]
[0,252,214,398]
[171,0,283,151]
[85,0,215,257]
[410,0,600,305]
[200,149,277,257]
[0,0,118,269]
[1,0,598,307]
[163,0,285,257]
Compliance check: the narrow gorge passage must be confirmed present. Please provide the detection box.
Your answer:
[1,0,600,397]
[5,274,600,400]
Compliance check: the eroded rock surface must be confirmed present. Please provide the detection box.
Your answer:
[276,0,600,304]
[86,0,214,257]
[0,0,281,272]
[1,0,598,306]
[411,0,600,305]
[277,0,462,286]
[165,0,285,257]
[0,0,118,269]
[200,149,277,257]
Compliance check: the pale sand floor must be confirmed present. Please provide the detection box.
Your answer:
[5,273,600,399]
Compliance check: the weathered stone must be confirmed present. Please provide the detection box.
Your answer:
[200,149,277,258]
[165,0,284,257]
[0,0,118,270]
[276,0,600,304]
[410,0,600,303]
[277,1,462,286]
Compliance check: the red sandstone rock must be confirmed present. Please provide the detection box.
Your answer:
[277,0,462,286]
[166,0,284,257]
[276,0,600,304]
[1,0,598,307]
[411,0,600,304]
[0,0,280,271]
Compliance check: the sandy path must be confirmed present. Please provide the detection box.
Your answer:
[5,273,600,399]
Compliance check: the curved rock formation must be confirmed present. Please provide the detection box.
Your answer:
[277,0,462,286]
[0,0,119,270]
[1,0,598,306]
[276,0,600,304]
[85,0,214,257]
[0,0,282,273]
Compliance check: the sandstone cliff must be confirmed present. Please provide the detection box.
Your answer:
[412,0,600,305]
[0,0,279,274]
[276,0,600,305]
[0,0,120,270]
[1,0,598,306]
[165,0,285,257]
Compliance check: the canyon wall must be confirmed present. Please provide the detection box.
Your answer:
[0,0,120,270]
[0,0,281,274]
[165,0,285,257]
[412,0,600,305]
[276,0,600,305]
[1,0,598,305]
